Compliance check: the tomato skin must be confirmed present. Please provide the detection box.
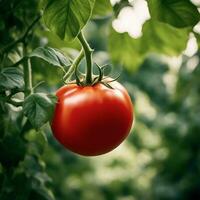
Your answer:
[51,81,134,156]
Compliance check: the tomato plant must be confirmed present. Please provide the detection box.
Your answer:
[48,30,134,156]
[0,0,199,199]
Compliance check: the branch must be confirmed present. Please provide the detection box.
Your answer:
[0,13,42,55]
[23,56,33,96]
[77,32,94,85]
[22,14,42,43]
[63,48,84,82]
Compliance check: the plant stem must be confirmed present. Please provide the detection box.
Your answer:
[77,31,93,85]
[0,13,41,55]
[24,58,33,96]
[23,46,33,96]
[63,48,84,82]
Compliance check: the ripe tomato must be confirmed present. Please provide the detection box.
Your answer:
[51,81,134,156]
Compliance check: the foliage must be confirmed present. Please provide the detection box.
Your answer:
[148,0,200,28]
[0,0,200,199]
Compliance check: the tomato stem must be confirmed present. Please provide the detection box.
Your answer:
[63,48,84,82]
[78,31,93,85]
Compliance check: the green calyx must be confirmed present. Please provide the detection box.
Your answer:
[63,31,120,88]
[64,60,120,88]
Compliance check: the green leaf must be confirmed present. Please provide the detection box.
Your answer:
[0,67,24,91]
[92,0,113,18]
[109,20,190,70]
[28,47,71,67]
[43,0,95,41]
[109,29,144,70]
[148,0,200,28]
[23,93,57,129]
[140,20,190,56]
[25,130,47,156]
[194,32,200,48]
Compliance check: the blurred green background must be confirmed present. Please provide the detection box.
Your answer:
[0,0,200,200]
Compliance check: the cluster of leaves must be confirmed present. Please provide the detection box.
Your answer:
[109,0,200,70]
[42,0,200,71]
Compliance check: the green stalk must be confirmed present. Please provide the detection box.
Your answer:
[24,58,33,96]
[23,46,33,96]
[63,48,84,82]
[77,31,93,85]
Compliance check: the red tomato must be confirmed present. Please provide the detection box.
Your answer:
[51,81,134,156]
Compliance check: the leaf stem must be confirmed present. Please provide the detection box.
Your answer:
[63,48,84,82]
[77,31,93,85]
[0,13,41,55]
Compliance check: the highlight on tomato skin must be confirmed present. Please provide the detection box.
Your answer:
[51,81,134,156]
